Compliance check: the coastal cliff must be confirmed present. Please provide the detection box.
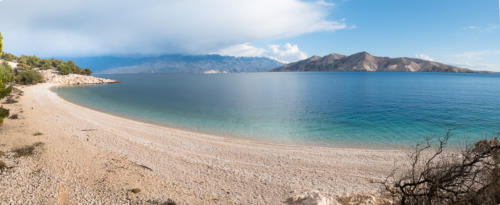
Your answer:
[272,51,480,73]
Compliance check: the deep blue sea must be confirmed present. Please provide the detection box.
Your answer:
[53,72,500,147]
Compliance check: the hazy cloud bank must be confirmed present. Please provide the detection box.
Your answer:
[215,42,308,63]
[0,0,345,57]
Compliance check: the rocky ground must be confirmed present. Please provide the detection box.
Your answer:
[39,69,118,85]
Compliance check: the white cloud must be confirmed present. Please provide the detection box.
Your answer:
[0,0,346,57]
[268,43,308,63]
[316,0,335,7]
[415,54,434,61]
[216,43,267,57]
[215,42,308,63]
[463,24,500,32]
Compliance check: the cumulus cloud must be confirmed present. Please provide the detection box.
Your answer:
[215,42,308,63]
[268,43,308,63]
[0,0,346,57]
[415,54,434,61]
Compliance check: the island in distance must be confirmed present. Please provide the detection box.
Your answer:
[272,51,488,73]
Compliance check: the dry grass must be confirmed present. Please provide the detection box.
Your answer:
[159,199,176,205]
[4,97,18,104]
[130,188,141,194]
[8,114,18,119]
[147,199,177,205]
[11,142,45,157]
[337,193,393,205]
[0,160,6,170]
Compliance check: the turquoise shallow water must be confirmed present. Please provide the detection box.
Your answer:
[53,72,500,147]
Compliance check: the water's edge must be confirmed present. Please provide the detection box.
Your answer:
[51,84,418,150]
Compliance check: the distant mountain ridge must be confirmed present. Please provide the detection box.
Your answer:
[272,52,481,73]
[70,54,283,74]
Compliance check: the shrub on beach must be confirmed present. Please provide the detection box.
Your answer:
[11,142,44,157]
[0,62,14,83]
[381,132,500,204]
[0,106,9,125]
[0,61,13,125]
[15,69,43,85]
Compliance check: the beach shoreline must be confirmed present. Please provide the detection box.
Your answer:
[1,82,408,204]
[52,84,415,151]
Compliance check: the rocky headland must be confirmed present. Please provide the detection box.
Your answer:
[272,51,488,73]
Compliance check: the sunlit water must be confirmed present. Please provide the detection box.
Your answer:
[53,72,500,148]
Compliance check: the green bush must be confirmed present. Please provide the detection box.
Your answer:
[18,55,41,68]
[57,60,83,75]
[1,53,17,61]
[0,53,12,124]
[0,32,3,56]
[50,58,64,68]
[0,106,9,125]
[39,59,52,70]
[15,70,43,85]
[83,68,92,75]
[16,62,31,70]
[0,62,14,83]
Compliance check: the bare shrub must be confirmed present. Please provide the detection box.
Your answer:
[8,113,18,119]
[382,131,500,204]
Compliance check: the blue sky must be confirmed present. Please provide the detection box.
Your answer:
[255,0,500,70]
[1,0,499,71]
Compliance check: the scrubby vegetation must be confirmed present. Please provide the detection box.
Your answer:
[0,160,6,171]
[0,32,3,56]
[0,62,13,124]
[0,33,93,91]
[381,132,500,205]
[4,54,91,75]
[15,69,43,85]
[130,188,141,194]
[56,60,91,75]
[11,142,45,157]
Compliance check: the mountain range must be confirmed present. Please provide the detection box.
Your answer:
[272,52,481,73]
[68,55,283,74]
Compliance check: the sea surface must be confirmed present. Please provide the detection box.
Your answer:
[53,72,500,147]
